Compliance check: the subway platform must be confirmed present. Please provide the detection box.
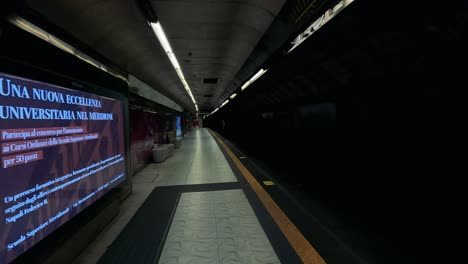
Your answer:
[71,128,346,264]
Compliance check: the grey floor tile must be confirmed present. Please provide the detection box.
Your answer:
[174,166,191,172]
[187,172,211,178]
[212,166,231,172]
[214,178,235,183]
[173,210,215,220]
[216,216,261,227]
[155,131,280,264]
[218,237,279,264]
[165,179,189,186]
[132,173,159,184]
[181,191,208,197]
[155,180,170,186]
[170,217,217,229]
[185,179,218,185]
[211,189,244,196]
[158,255,185,264]
[176,199,212,207]
[214,178,238,183]
[177,198,212,207]
[159,239,219,264]
[160,172,186,179]
[216,215,266,239]
[218,250,280,264]
[185,256,219,264]
[214,207,255,218]
[166,227,217,241]
[174,203,213,213]
[211,176,233,182]
[190,167,211,174]
[180,193,214,201]
[214,201,254,210]
[211,173,235,180]
[154,171,188,186]
[217,227,267,240]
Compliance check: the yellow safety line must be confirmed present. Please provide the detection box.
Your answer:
[208,129,326,264]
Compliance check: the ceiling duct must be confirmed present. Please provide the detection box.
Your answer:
[203,78,219,84]
[128,74,183,112]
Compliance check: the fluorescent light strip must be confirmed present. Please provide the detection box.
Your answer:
[241,68,268,91]
[8,16,128,82]
[214,68,267,112]
[12,18,49,41]
[209,107,220,115]
[150,22,198,112]
[221,99,229,108]
[49,35,75,54]
[288,0,354,53]
[76,53,100,69]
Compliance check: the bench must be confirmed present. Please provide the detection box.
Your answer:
[174,137,182,149]
[152,143,174,163]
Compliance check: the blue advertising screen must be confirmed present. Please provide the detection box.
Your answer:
[175,115,182,137]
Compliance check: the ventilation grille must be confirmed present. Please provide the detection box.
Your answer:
[203,78,219,84]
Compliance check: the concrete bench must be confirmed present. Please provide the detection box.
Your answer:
[152,144,174,163]
[152,146,166,163]
[162,144,174,158]
[174,137,182,149]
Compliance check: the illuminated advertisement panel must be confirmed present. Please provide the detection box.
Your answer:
[0,72,126,263]
[175,115,182,137]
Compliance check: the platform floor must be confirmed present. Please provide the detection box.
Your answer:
[159,189,279,264]
[74,128,293,264]
[148,128,237,186]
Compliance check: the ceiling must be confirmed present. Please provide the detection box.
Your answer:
[26,0,286,112]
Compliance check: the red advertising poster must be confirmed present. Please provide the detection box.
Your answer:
[0,72,126,263]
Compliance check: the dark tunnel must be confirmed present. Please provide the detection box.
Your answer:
[204,2,451,263]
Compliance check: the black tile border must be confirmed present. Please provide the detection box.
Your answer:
[98,182,241,264]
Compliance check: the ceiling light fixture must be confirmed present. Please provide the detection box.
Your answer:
[241,68,268,91]
[220,99,229,108]
[7,16,128,82]
[209,107,220,115]
[150,22,198,112]
[229,93,237,99]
